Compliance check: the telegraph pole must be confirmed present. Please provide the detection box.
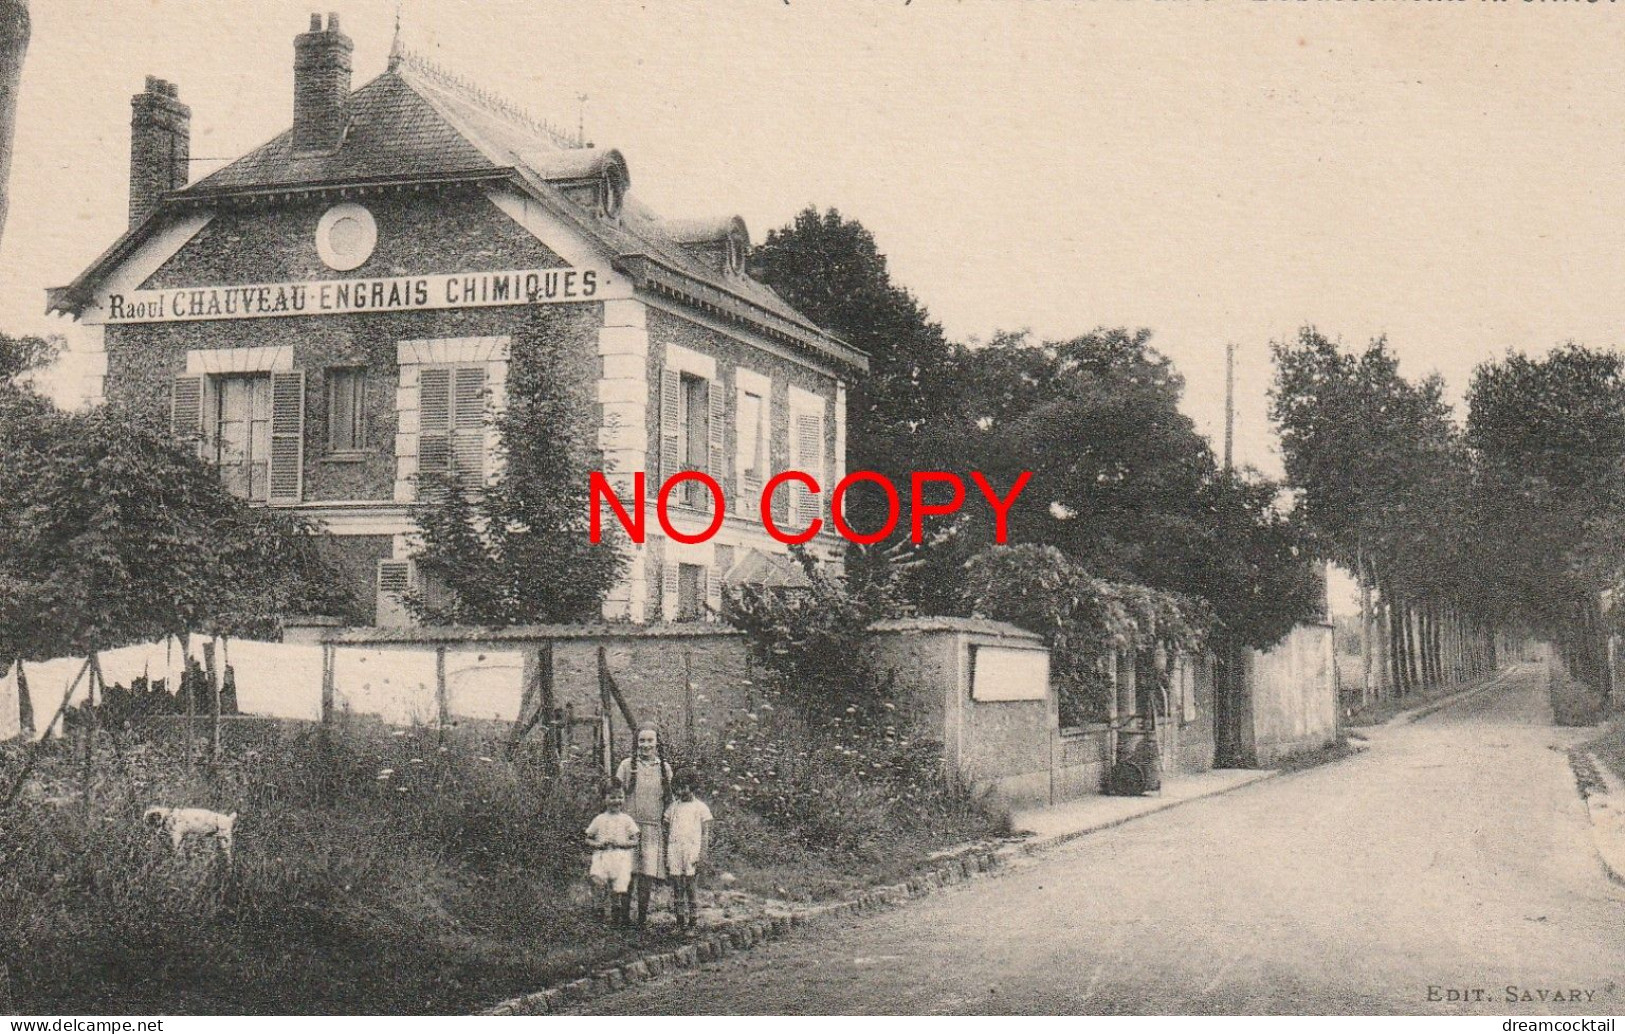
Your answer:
[1224,342,1235,473]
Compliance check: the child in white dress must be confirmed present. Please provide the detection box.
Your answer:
[585,788,640,927]
[664,773,713,935]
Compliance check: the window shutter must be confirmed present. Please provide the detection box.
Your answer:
[708,380,727,508]
[793,410,822,525]
[171,374,206,458]
[268,371,305,505]
[661,563,680,621]
[704,564,721,620]
[660,369,681,487]
[452,366,487,486]
[376,560,417,627]
[418,367,451,480]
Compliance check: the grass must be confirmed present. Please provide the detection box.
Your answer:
[1578,721,1625,790]
[1343,678,1481,728]
[0,710,1001,1014]
[1550,671,1607,727]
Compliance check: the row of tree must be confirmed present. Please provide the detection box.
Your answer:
[1271,329,1625,701]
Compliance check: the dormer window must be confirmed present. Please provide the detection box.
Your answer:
[601,168,624,219]
[667,215,751,277]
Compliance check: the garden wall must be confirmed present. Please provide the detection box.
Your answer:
[309,623,760,756]
[1243,622,1339,765]
[866,618,1057,812]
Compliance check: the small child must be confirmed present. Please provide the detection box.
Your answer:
[664,774,713,935]
[585,787,641,927]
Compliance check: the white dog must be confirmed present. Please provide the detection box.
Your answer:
[143,806,237,862]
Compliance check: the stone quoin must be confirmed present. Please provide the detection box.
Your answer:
[47,12,868,626]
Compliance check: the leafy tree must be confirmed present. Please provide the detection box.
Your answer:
[913,328,1321,651]
[722,546,906,716]
[0,330,57,385]
[1271,327,1495,696]
[0,397,349,664]
[1466,343,1625,691]
[751,207,962,531]
[408,315,624,625]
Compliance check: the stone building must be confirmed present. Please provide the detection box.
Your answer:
[48,13,865,626]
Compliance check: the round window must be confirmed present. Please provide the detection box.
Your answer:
[316,203,378,271]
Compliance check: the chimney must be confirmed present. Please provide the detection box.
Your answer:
[129,76,190,227]
[293,12,353,157]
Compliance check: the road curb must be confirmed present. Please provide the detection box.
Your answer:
[1570,741,1625,889]
[1011,770,1282,852]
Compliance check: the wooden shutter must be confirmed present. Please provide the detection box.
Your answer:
[376,560,416,627]
[452,366,487,486]
[171,375,205,457]
[704,564,721,620]
[660,369,681,488]
[418,367,451,480]
[268,371,305,505]
[662,563,680,621]
[793,409,822,525]
[708,379,727,510]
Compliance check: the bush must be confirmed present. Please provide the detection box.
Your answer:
[961,544,1211,727]
[716,551,1001,881]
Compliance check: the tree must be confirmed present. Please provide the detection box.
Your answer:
[751,207,963,531]
[1467,343,1625,692]
[0,396,349,664]
[0,0,26,249]
[1271,327,1495,698]
[914,328,1321,651]
[408,313,625,625]
[0,329,56,385]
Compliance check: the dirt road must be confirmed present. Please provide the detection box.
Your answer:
[577,664,1625,1014]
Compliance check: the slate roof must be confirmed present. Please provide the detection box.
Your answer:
[187,69,494,189]
[52,48,864,370]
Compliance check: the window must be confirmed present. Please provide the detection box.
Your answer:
[327,367,367,453]
[680,373,708,471]
[737,387,766,506]
[677,563,706,621]
[418,364,487,489]
[659,351,725,513]
[677,372,711,508]
[173,366,305,505]
[215,374,271,501]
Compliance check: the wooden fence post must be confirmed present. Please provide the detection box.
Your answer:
[180,631,194,773]
[683,650,696,748]
[14,659,32,740]
[82,652,102,817]
[435,646,449,740]
[598,646,614,775]
[203,638,221,763]
[3,656,93,810]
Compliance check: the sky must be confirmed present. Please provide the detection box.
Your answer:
[4,0,1624,498]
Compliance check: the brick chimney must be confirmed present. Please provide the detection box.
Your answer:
[293,12,353,157]
[128,76,190,227]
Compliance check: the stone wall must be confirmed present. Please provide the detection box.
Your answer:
[866,617,1055,812]
[1243,622,1339,765]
